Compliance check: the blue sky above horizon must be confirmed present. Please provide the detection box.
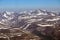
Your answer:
[0,0,60,9]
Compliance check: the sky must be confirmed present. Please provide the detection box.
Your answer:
[0,0,60,9]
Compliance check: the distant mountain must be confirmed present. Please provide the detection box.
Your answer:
[0,9,60,40]
[0,9,60,28]
[19,9,59,16]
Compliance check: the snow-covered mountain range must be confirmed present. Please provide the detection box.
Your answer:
[0,9,60,28]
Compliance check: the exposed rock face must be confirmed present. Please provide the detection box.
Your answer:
[54,24,60,40]
[0,28,40,40]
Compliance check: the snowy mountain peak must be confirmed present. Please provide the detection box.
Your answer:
[6,11,14,15]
